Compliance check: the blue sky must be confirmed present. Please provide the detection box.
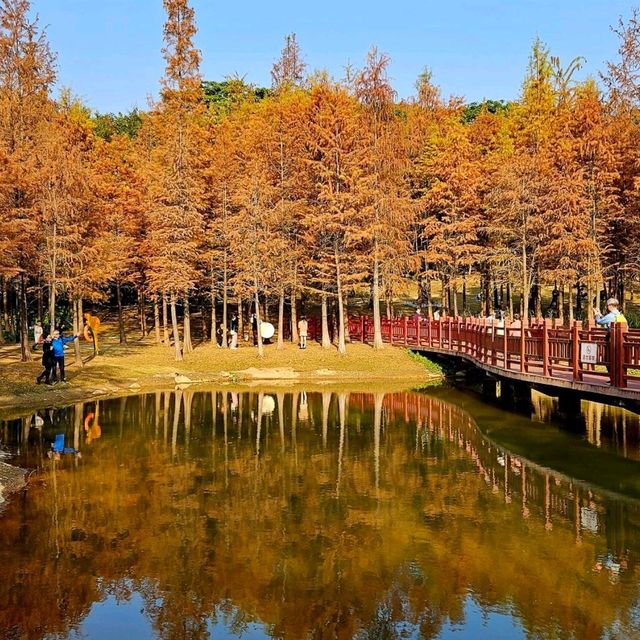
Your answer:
[32,0,633,113]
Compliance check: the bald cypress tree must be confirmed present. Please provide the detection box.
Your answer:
[144,0,206,360]
[0,0,55,360]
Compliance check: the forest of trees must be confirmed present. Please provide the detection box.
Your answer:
[2,0,640,361]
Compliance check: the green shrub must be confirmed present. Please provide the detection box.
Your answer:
[407,349,443,375]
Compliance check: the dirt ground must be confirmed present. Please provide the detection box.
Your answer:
[0,320,441,414]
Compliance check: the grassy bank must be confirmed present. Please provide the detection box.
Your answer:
[0,333,442,414]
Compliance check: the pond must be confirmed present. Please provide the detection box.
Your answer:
[1,386,640,639]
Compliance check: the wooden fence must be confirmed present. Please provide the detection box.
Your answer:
[302,316,640,390]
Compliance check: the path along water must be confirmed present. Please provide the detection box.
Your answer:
[1,387,640,639]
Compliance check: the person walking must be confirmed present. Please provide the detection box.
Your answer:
[36,335,55,384]
[298,315,308,349]
[229,313,238,349]
[50,329,80,383]
[32,320,43,350]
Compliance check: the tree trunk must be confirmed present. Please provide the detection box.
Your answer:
[153,296,161,343]
[37,276,43,323]
[344,296,350,343]
[19,273,32,362]
[49,221,57,332]
[0,277,6,342]
[237,298,243,342]
[49,276,56,332]
[568,284,574,324]
[116,280,126,344]
[452,280,459,317]
[290,285,298,343]
[222,256,228,348]
[277,287,285,349]
[372,255,383,349]
[321,293,331,349]
[559,285,565,325]
[170,291,183,361]
[522,242,529,321]
[139,287,147,337]
[254,279,264,357]
[210,283,218,345]
[534,272,542,318]
[508,282,513,318]
[200,303,207,341]
[462,279,467,316]
[183,294,193,354]
[72,297,83,367]
[335,246,346,354]
[162,292,170,345]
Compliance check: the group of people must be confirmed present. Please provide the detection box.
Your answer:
[215,313,309,349]
[35,328,80,385]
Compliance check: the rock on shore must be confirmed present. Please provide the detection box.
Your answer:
[0,459,27,509]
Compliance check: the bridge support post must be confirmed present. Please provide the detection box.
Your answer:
[481,376,500,400]
[557,391,582,419]
[500,379,532,413]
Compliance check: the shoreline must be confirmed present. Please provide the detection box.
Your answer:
[0,340,443,419]
[0,370,442,419]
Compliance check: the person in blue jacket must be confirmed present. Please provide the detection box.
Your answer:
[50,329,80,383]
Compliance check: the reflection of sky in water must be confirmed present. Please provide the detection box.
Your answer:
[67,590,275,640]
[67,591,153,640]
[436,598,525,640]
[64,589,527,640]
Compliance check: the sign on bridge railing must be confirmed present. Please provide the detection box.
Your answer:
[580,342,598,364]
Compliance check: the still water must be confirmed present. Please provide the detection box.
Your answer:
[1,387,640,639]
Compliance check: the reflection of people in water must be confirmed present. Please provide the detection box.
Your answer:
[298,391,309,423]
[83,312,101,355]
[84,406,102,444]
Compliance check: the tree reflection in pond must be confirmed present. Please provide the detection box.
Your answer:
[1,389,640,639]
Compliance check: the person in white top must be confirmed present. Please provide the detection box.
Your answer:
[33,320,43,350]
[298,315,308,349]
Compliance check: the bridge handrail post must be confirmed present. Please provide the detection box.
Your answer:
[614,322,626,388]
[360,315,366,343]
[427,317,432,346]
[503,319,509,370]
[542,318,550,377]
[520,317,526,373]
[572,320,582,381]
[404,316,408,346]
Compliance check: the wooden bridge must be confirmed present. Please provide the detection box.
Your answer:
[323,316,640,404]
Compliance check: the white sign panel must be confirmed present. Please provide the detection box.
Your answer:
[580,342,598,364]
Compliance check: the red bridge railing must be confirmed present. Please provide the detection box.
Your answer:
[304,316,640,391]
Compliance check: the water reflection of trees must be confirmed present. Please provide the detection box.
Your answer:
[1,390,640,639]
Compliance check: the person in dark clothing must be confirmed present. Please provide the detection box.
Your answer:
[50,329,80,383]
[36,335,55,384]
